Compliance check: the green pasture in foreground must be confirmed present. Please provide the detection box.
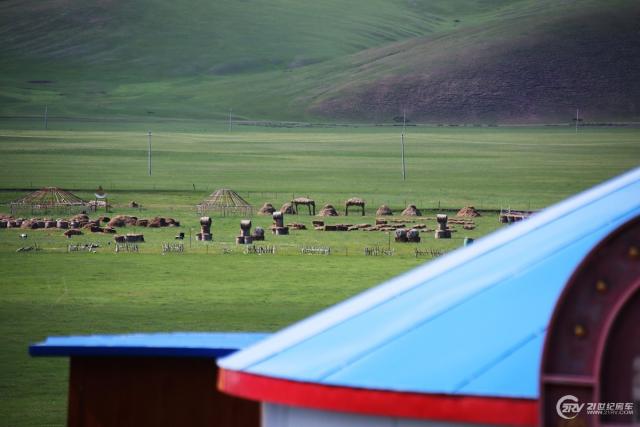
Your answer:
[0,123,639,425]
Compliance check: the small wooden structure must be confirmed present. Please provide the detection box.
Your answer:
[92,186,109,212]
[30,332,266,427]
[345,198,365,216]
[292,197,315,215]
[125,233,145,242]
[10,187,90,215]
[197,189,252,217]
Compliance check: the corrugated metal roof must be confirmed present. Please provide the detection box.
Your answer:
[219,167,640,399]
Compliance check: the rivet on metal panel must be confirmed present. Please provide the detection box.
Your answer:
[629,246,640,260]
[596,280,608,293]
[574,324,587,338]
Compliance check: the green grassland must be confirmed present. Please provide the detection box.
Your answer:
[2,124,638,207]
[1,0,639,424]
[2,0,637,123]
[0,0,498,120]
[0,123,639,425]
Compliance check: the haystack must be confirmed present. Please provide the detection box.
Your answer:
[376,204,393,216]
[456,206,481,217]
[71,213,90,223]
[258,203,276,215]
[10,187,88,215]
[197,188,252,216]
[401,204,422,216]
[108,215,134,227]
[318,204,339,217]
[280,202,296,214]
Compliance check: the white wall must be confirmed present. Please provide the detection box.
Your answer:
[262,403,497,427]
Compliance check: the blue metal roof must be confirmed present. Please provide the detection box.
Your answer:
[30,332,269,358]
[220,167,640,399]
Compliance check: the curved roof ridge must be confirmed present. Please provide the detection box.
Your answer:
[312,200,637,386]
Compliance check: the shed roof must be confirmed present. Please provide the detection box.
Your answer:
[30,332,269,359]
[220,168,640,403]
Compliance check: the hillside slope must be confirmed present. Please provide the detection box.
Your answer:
[0,0,638,123]
[306,0,640,123]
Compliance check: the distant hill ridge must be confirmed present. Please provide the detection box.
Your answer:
[0,0,638,123]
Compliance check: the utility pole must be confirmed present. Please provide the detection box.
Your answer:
[229,109,233,132]
[147,130,152,176]
[401,110,406,181]
[575,108,579,134]
[44,105,48,130]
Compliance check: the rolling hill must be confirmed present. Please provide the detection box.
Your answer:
[0,0,638,123]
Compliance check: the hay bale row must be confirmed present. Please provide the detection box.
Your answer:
[0,213,179,236]
[364,223,433,232]
[287,223,307,230]
[448,219,475,225]
[2,219,22,228]
[108,215,180,228]
[262,202,485,220]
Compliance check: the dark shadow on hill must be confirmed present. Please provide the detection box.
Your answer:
[307,2,640,124]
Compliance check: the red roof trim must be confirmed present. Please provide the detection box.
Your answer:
[219,368,538,426]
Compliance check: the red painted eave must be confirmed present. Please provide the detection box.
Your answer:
[218,368,538,426]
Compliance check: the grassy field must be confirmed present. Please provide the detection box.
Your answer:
[0,0,495,120]
[2,1,638,424]
[0,123,639,426]
[1,122,638,208]
[2,0,637,123]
